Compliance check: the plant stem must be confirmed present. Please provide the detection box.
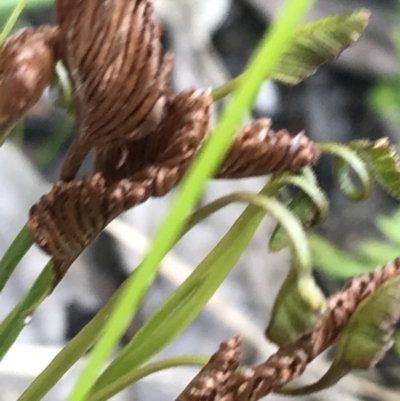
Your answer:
[0,224,33,291]
[211,75,242,101]
[86,356,208,401]
[0,0,27,43]
[0,0,52,14]
[0,259,53,359]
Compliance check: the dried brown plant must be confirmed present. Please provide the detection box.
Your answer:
[2,0,320,285]
[55,0,174,181]
[215,119,320,179]
[0,26,59,142]
[176,259,400,401]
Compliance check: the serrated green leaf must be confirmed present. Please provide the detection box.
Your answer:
[278,275,400,396]
[265,267,326,347]
[272,10,370,85]
[351,138,400,199]
[337,275,400,368]
[212,10,369,100]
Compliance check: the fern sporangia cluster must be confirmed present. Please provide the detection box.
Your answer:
[176,259,400,401]
[0,0,321,283]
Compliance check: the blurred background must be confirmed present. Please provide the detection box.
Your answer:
[0,0,400,400]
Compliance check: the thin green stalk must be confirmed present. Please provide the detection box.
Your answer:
[0,259,53,359]
[211,76,242,101]
[0,0,27,42]
[16,275,129,401]
[318,142,374,201]
[66,2,314,400]
[86,356,208,401]
[0,0,52,14]
[0,224,33,291]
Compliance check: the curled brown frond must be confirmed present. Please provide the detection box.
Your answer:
[95,88,212,184]
[56,0,173,181]
[176,336,241,401]
[27,172,153,286]
[174,259,400,401]
[26,1,322,285]
[0,26,59,141]
[28,89,212,282]
[215,119,320,179]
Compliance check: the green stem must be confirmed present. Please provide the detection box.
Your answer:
[0,224,33,291]
[0,0,27,43]
[0,259,53,359]
[86,356,208,401]
[211,75,242,101]
[0,0,52,14]
[318,142,374,201]
[16,275,128,401]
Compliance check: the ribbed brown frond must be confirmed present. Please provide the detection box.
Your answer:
[176,336,241,401]
[0,26,58,141]
[215,119,320,179]
[28,89,212,275]
[174,259,400,401]
[29,170,161,258]
[56,0,173,180]
[95,88,212,184]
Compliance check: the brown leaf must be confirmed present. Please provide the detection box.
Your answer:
[176,336,241,401]
[56,0,173,180]
[95,88,212,185]
[215,119,320,179]
[28,88,211,278]
[0,26,58,143]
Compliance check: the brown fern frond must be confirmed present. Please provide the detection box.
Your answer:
[56,0,173,181]
[176,336,241,401]
[28,170,155,259]
[0,26,59,141]
[95,88,212,184]
[28,88,211,279]
[175,259,400,401]
[215,119,320,179]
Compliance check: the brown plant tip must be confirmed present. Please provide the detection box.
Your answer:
[173,259,400,401]
[215,119,320,179]
[56,0,173,180]
[0,26,59,141]
[176,336,241,401]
